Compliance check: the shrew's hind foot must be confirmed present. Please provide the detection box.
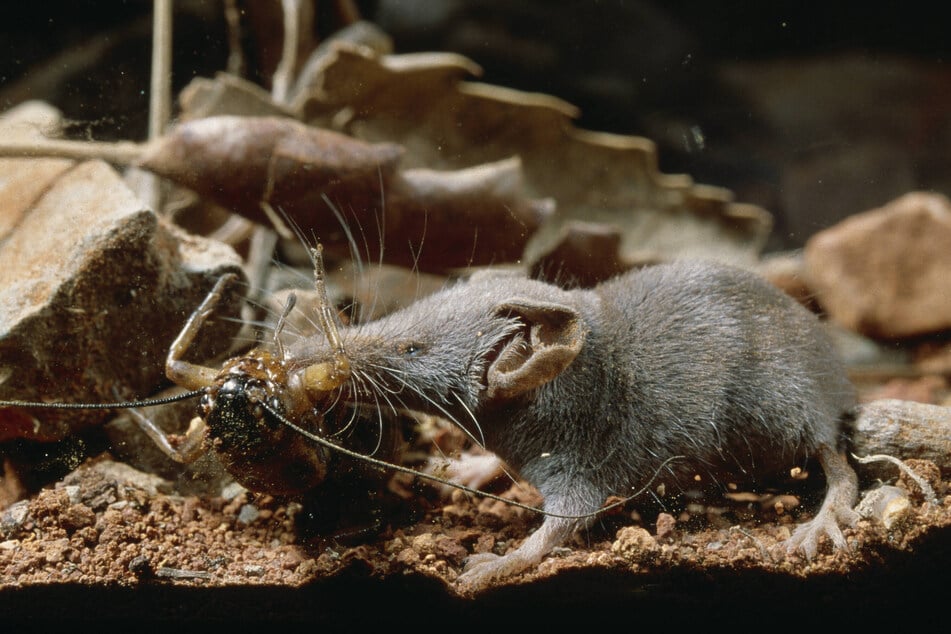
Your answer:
[784,444,860,559]
[456,514,578,592]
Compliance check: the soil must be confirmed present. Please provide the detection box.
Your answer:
[1,393,949,627]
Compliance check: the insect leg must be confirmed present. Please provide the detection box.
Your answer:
[166,273,241,390]
[124,407,207,464]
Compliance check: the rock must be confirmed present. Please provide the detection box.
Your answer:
[803,192,951,338]
[0,159,244,442]
[611,525,658,564]
[862,376,948,405]
[850,399,951,479]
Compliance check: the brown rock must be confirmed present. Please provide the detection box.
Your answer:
[863,375,948,405]
[804,192,951,338]
[0,160,244,442]
[655,512,677,541]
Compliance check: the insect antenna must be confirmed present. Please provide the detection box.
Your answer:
[319,170,388,325]
[261,399,685,522]
[272,291,297,360]
[0,389,204,411]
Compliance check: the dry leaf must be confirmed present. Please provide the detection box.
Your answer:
[0,102,74,242]
[529,221,651,288]
[137,114,403,223]
[178,72,296,120]
[298,44,772,265]
[138,114,549,271]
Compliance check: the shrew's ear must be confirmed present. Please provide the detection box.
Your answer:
[486,299,585,400]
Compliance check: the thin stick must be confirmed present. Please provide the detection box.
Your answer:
[852,453,938,504]
[0,138,143,164]
[149,0,173,143]
[138,0,174,212]
[272,0,302,104]
[222,0,246,76]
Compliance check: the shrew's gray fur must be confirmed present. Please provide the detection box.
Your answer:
[285,260,859,588]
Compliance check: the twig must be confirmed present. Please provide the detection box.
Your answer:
[852,453,938,504]
[223,0,246,76]
[155,566,212,580]
[138,0,173,211]
[272,0,303,104]
[0,138,143,164]
[149,0,173,143]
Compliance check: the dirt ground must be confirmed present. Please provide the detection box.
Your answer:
[1,395,949,626]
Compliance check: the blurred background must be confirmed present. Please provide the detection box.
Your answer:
[2,0,949,250]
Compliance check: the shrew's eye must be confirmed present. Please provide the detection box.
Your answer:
[398,342,424,356]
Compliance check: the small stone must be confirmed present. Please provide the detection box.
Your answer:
[88,460,170,498]
[655,512,677,540]
[62,504,96,532]
[280,549,305,571]
[411,533,437,553]
[433,536,468,566]
[63,486,81,505]
[43,538,70,564]
[128,555,153,578]
[804,192,951,338]
[396,547,420,566]
[611,525,658,564]
[221,482,247,500]
[236,504,260,526]
[0,500,30,537]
